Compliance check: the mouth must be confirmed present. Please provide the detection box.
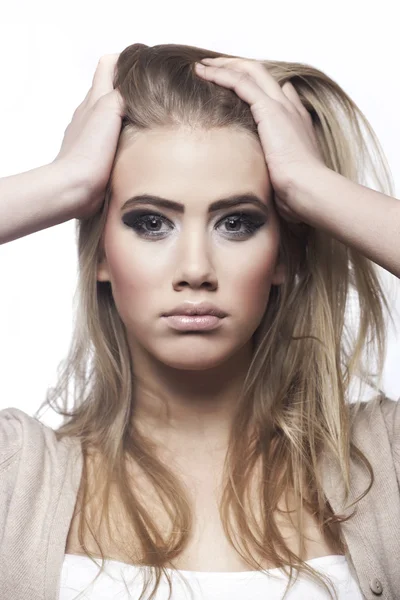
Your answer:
[162,314,224,332]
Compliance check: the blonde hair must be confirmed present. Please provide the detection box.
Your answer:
[35,43,396,599]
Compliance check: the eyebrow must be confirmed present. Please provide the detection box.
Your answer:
[120,193,270,215]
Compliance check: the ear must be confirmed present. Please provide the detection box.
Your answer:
[271,260,286,286]
[97,254,111,282]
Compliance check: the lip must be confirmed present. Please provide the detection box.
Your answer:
[162,302,228,318]
[162,315,223,331]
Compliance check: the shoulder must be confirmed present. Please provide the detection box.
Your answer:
[349,394,400,436]
[376,395,400,443]
[0,406,83,511]
[348,394,400,471]
[377,396,400,470]
[0,407,83,574]
[0,407,43,465]
[0,406,80,469]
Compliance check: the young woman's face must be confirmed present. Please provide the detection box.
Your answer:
[97,127,285,370]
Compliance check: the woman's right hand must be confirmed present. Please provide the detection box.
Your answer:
[53,53,125,219]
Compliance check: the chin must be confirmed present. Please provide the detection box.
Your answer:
[155,343,233,371]
[160,355,228,371]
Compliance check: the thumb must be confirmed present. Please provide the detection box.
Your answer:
[274,194,304,224]
[95,87,125,116]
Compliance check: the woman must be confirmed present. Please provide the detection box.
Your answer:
[0,43,399,600]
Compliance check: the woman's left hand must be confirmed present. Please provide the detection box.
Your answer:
[194,56,327,223]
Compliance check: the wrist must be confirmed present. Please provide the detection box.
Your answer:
[287,166,340,226]
[49,159,89,220]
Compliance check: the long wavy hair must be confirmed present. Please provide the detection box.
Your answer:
[34,43,396,600]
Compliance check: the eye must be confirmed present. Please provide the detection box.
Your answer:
[122,210,266,240]
[122,211,172,238]
[216,212,266,238]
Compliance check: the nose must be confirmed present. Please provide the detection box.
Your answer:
[172,227,218,291]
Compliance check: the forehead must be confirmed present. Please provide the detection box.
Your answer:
[111,127,273,207]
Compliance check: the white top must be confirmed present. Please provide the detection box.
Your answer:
[60,553,364,599]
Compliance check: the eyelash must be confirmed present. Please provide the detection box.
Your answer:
[122,210,266,240]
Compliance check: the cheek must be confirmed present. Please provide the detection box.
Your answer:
[104,241,166,318]
[225,244,278,317]
[240,261,274,303]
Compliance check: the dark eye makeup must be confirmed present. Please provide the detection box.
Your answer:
[122,209,267,240]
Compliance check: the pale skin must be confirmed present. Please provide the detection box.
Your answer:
[86,57,397,568]
[96,55,399,458]
[194,57,400,279]
[97,126,286,457]
[2,53,393,568]
[92,125,339,571]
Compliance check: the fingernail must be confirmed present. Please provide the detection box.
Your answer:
[195,63,206,71]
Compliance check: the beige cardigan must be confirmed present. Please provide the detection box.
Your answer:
[0,396,399,599]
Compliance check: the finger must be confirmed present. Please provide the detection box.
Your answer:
[281,81,310,119]
[87,53,120,107]
[281,81,321,157]
[200,57,291,108]
[96,87,126,116]
[195,63,288,125]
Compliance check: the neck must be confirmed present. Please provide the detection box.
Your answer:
[130,341,253,453]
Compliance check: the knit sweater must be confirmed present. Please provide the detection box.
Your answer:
[0,395,399,599]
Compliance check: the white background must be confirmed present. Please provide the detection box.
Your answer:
[0,1,399,428]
